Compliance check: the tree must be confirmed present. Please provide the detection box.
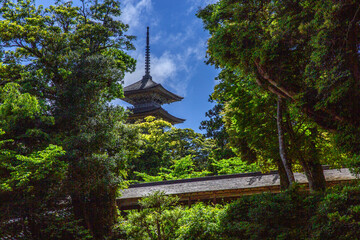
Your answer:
[128,117,214,181]
[0,0,137,238]
[213,69,293,188]
[135,155,212,182]
[197,0,360,156]
[0,83,85,239]
[200,97,235,161]
[208,69,329,191]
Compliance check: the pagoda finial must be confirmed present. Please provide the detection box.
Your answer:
[145,26,150,76]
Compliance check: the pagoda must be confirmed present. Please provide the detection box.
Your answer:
[123,27,185,125]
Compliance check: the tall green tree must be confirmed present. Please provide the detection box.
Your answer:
[209,69,330,191]
[0,0,137,238]
[197,0,360,156]
[211,69,292,189]
[0,83,83,239]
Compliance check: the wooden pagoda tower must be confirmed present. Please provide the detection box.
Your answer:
[123,27,185,125]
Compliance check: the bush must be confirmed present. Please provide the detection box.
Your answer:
[0,209,92,240]
[310,182,360,239]
[217,186,319,240]
[119,182,360,240]
[121,191,183,240]
[176,203,223,240]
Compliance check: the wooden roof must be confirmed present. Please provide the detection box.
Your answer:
[123,76,183,105]
[117,168,357,210]
[124,76,159,91]
[123,27,183,104]
[128,106,185,124]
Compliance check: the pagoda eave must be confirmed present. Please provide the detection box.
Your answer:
[128,107,185,125]
[123,84,183,105]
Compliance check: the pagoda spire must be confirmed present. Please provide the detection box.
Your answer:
[145,26,150,77]
[122,26,185,125]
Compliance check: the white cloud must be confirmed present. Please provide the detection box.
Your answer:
[186,0,218,14]
[123,48,198,97]
[123,52,176,86]
[152,52,177,83]
[185,40,207,61]
[120,0,153,30]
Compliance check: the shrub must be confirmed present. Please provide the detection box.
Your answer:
[121,191,182,240]
[311,182,360,239]
[119,182,360,240]
[176,203,223,240]
[217,186,317,240]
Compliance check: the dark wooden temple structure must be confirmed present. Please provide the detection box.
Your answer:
[123,27,185,124]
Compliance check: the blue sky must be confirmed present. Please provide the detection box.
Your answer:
[36,0,219,132]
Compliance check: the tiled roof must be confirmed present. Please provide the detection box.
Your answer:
[117,168,357,210]
[128,106,185,124]
[124,76,159,92]
[123,76,183,104]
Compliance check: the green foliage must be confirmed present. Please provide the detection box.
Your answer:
[0,82,53,153]
[347,154,360,175]
[163,155,211,179]
[135,155,212,182]
[119,183,360,240]
[199,99,235,161]
[214,182,360,239]
[0,82,40,123]
[133,115,262,183]
[128,117,173,178]
[0,86,72,239]
[311,182,360,239]
[122,193,222,240]
[122,191,183,240]
[0,82,65,192]
[212,157,260,175]
[1,208,94,240]
[176,203,223,240]
[197,0,360,158]
[1,143,66,192]
[211,69,279,171]
[0,0,137,238]
[218,186,315,240]
[41,213,93,240]
[68,106,138,192]
[204,67,335,190]
[128,117,214,181]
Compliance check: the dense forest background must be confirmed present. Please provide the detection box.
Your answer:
[1,0,360,239]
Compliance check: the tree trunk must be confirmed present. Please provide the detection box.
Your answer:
[284,113,326,192]
[275,158,290,190]
[277,96,295,184]
[88,187,117,240]
[71,193,92,233]
[298,155,326,192]
[72,188,117,240]
[304,127,326,191]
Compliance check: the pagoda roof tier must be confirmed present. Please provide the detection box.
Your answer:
[128,105,185,125]
[123,76,183,105]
